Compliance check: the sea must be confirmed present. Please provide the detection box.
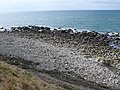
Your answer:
[0,10,120,33]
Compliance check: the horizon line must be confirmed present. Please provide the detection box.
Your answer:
[0,9,120,13]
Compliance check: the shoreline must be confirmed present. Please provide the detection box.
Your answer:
[0,25,120,49]
[0,25,120,90]
[1,25,120,33]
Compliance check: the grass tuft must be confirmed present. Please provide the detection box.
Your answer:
[0,61,65,90]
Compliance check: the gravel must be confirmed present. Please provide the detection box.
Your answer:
[0,32,120,89]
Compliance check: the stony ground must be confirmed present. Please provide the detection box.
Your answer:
[0,30,120,90]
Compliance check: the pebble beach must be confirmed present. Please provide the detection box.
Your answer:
[0,25,120,90]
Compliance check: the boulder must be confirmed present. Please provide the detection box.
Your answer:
[88,31,98,37]
[44,27,50,30]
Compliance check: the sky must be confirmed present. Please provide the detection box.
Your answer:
[0,0,120,12]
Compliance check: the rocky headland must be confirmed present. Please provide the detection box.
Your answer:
[0,25,120,90]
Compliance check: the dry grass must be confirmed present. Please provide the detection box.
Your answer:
[0,61,65,90]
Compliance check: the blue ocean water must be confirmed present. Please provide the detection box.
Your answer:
[0,10,120,32]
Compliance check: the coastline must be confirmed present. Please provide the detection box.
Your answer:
[0,25,120,90]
